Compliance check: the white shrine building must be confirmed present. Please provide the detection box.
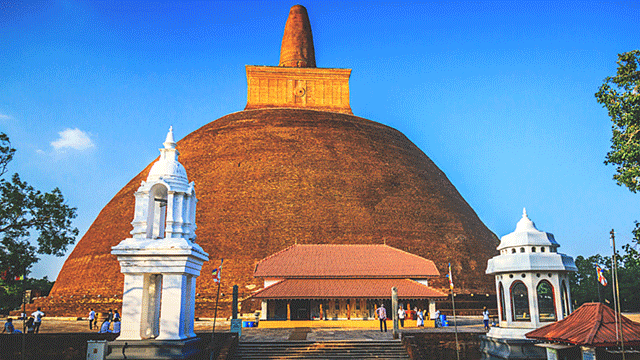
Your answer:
[485,209,577,340]
[110,127,208,354]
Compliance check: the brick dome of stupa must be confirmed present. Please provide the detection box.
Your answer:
[39,5,499,317]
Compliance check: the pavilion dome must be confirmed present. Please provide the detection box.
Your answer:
[496,208,560,251]
[487,209,576,274]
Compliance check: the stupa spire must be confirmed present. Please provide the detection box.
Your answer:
[279,5,316,67]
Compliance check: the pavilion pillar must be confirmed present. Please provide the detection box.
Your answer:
[392,287,399,339]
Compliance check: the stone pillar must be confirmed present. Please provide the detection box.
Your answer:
[157,274,189,340]
[392,287,399,339]
[232,285,239,319]
[118,274,145,340]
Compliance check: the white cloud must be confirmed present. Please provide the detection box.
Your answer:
[0,114,10,120]
[51,128,95,151]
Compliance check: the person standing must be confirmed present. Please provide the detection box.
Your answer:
[376,304,387,333]
[88,309,96,330]
[434,309,441,328]
[482,306,490,330]
[107,309,114,322]
[113,309,120,322]
[31,307,44,333]
[398,305,406,327]
[416,308,424,327]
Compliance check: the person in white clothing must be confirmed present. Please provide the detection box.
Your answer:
[398,305,406,327]
[31,308,44,333]
[416,307,424,327]
[88,308,96,330]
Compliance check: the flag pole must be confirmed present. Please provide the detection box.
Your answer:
[210,259,223,360]
[610,230,626,359]
[21,266,26,360]
[448,263,460,360]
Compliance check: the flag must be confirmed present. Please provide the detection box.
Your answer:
[14,275,24,281]
[447,263,454,290]
[596,265,608,286]
[212,259,224,283]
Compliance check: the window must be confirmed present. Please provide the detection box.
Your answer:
[531,247,536,252]
[512,248,516,254]
[541,247,546,252]
[335,300,339,310]
[520,247,525,253]
[537,280,556,322]
[511,281,530,321]
[499,282,506,322]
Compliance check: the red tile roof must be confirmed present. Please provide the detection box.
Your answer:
[254,244,440,278]
[250,278,448,299]
[526,302,640,347]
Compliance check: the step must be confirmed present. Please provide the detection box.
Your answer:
[234,340,410,360]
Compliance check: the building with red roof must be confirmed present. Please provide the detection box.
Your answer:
[250,244,447,321]
[525,302,640,359]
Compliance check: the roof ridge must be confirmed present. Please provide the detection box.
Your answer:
[253,244,298,273]
[585,303,602,344]
[382,244,441,275]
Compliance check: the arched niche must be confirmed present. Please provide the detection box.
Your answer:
[537,280,556,322]
[146,184,168,239]
[510,281,530,321]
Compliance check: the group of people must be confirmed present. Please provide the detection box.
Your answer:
[373,304,491,332]
[373,304,428,333]
[2,308,45,334]
[88,308,121,333]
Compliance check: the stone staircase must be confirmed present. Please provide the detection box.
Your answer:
[233,340,410,359]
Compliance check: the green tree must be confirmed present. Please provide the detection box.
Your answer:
[596,50,640,241]
[0,132,78,300]
[570,246,640,312]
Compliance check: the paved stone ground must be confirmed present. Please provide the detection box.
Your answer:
[3,314,637,339]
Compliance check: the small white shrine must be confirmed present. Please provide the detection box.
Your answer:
[108,128,208,358]
[481,209,577,359]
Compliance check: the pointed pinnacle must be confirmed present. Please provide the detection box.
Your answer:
[279,5,316,68]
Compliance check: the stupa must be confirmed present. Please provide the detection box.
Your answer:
[37,5,499,317]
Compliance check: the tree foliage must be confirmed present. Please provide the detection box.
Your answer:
[570,245,640,312]
[597,50,640,191]
[0,133,78,283]
[0,277,54,314]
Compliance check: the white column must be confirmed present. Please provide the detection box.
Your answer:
[118,274,145,340]
[165,192,175,237]
[261,301,268,320]
[428,300,436,319]
[503,276,514,325]
[157,274,189,340]
[526,274,538,328]
[186,275,197,338]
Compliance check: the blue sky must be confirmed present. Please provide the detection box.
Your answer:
[1,1,638,280]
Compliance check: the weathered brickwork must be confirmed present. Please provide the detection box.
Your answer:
[40,109,498,317]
